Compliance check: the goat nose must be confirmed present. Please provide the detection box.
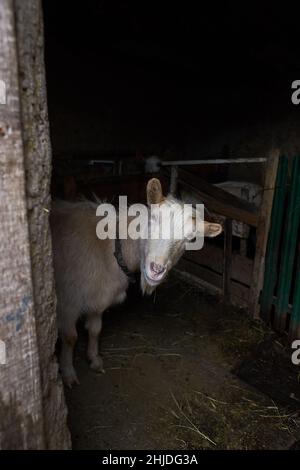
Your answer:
[150,262,165,275]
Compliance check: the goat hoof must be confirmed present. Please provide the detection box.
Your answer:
[90,356,105,373]
[61,368,80,388]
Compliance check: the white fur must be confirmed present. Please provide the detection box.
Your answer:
[50,191,221,386]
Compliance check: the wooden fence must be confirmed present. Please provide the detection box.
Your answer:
[261,155,300,339]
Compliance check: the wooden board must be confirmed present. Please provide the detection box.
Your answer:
[177,258,250,308]
[249,151,279,318]
[15,0,71,448]
[0,0,44,449]
[171,168,259,226]
[0,0,70,450]
[184,244,253,286]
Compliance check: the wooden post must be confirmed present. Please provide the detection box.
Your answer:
[15,0,71,448]
[260,156,288,321]
[223,218,233,304]
[249,150,280,318]
[0,0,45,449]
[0,0,70,449]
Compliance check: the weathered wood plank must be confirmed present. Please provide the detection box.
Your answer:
[183,244,253,286]
[177,258,250,308]
[174,168,259,226]
[249,150,280,318]
[15,0,71,449]
[0,0,44,449]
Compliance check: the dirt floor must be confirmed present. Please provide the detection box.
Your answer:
[65,274,300,450]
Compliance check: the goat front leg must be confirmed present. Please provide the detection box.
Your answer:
[85,314,105,373]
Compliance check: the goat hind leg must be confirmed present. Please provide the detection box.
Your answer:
[60,323,79,388]
[85,314,105,373]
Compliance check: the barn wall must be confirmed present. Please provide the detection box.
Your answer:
[14,0,71,449]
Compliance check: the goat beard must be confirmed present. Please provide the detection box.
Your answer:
[140,273,156,296]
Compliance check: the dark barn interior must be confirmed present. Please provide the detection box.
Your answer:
[41,1,300,449]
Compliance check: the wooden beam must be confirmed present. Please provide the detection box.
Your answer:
[171,168,259,226]
[162,158,267,165]
[249,150,280,318]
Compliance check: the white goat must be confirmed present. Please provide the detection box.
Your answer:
[50,178,222,387]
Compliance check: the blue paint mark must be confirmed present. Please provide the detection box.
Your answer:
[1,295,32,332]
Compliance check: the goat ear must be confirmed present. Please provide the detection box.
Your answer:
[204,221,223,237]
[147,178,164,205]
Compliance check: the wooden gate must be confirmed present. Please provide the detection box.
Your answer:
[261,155,300,339]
